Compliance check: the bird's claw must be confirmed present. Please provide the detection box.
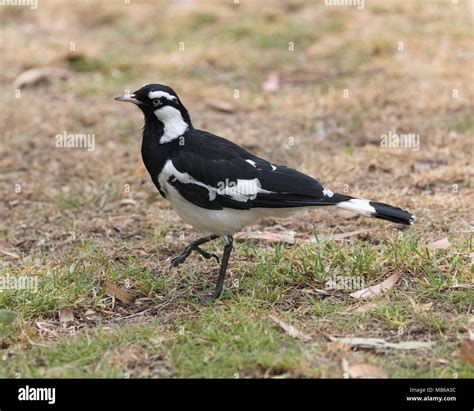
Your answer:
[197,292,221,304]
[196,248,220,263]
[171,246,219,268]
[170,253,188,267]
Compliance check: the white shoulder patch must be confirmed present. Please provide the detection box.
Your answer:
[159,160,273,204]
[160,160,216,201]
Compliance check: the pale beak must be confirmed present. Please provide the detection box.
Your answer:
[114,94,140,104]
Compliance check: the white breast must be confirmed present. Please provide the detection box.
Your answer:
[166,187,264,235]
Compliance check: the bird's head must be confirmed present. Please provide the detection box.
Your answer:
[115,83,192,129]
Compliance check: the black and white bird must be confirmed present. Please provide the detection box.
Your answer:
[115,84,415,299]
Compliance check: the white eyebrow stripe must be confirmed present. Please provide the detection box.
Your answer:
[148,91,177,101]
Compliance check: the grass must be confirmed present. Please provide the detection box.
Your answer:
[0,230,471,378]
[169,302,305,378]
[0,1,473,378]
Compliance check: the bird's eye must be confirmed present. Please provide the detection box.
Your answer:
[152,99,161,107]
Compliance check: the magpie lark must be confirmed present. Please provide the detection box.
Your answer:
[115,84,415,299]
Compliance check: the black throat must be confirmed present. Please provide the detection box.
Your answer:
[140,112,169,197]
[139,105,193,198]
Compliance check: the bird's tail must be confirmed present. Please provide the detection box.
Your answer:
[335,196,416,225]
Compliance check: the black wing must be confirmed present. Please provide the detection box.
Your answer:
[165,130,349,210]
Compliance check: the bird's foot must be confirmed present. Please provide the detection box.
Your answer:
[194,247,220,263]
[170,248,192,267]
[193,284,225,304]
[197,292,221,304]
[170,245,219,267]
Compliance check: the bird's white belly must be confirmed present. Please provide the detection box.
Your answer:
[163,184,300,235]
[163,184,258,234]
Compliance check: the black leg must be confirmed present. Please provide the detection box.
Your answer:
[171,234,219,267]
[211,235,233,299]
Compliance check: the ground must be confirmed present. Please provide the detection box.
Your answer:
[0,0,473,378]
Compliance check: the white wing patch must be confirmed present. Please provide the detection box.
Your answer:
[159,160,271,204]
[246,159,277,172]
[216,178,271,201]
[159,160,215,200]
[322,186,334,197]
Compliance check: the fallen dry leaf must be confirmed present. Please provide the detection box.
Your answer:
[459,340,474,365]
[420,302,434,311]
[235,231,298,244]
[308,228,378,242]
[449,284,474,290]
[105,281,135,304]
[205,99,236,113]
[427,237,450,250]
[328,228,378,241]
[235,227,378,245]
[0,249,20,259]
[13,67,71,89]
[408,296,433,312]
[350,272,401,299]
[331,336,434,350]
[83,309,100,321]
[342,359,389,378]
[59,307,74,324]
[0,240,20,259]
[118,198,138,206]
[269,314,311,341]
[262,70,280,93]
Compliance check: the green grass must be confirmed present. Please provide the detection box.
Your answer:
[1,231,472,378]
[0,322,166,378]
[169,301,304,378]
[453,115,474,133]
